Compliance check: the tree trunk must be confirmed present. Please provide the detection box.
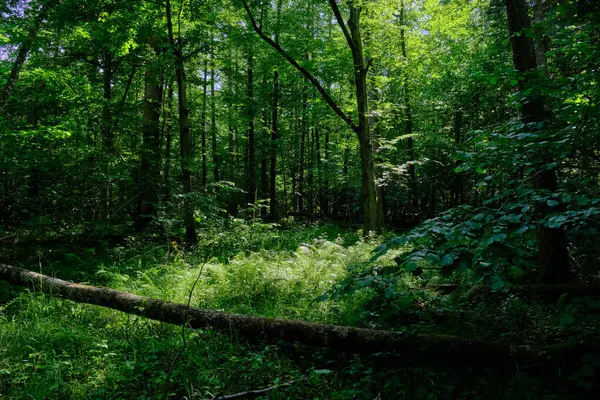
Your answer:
[505,0,570,283]
[307,128,314,216]
[136,52,163,231]
[315,127,322,215]
[166,0,196,243]
[298,86,306,213]
[211,54,219,183]
[399,0,417,213]
[247,53,256,205]
[349,7,380,233]
[269,0,283,218]
[201,59,208,187]
[322,129,330,215]
[260,74,269,216]
[270,69,279,217]
[99,51,114,221]
[0,1,56,111]
[164,86,174,202]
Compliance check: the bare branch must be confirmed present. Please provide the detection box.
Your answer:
[328,0,356,52]
[241,0,359,134]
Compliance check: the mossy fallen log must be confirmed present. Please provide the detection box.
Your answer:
[0,264,597,367]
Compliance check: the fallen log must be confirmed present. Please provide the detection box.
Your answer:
[0,264,597,367]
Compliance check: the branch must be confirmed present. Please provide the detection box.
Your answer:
[328,0,356,52]
[241,0,359,134]
[210,379,301,400]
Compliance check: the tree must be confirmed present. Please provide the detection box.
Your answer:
[166,0,197,242]
[242,0,383,232]
[136,36,163,231]
[1,0,58,111]
[505,0,571,283]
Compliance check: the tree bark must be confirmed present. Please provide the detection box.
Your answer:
[211,53,219,183]
[347,6,381,233]
[505,0,570,283]
[269,0,283,218]
[3,263,596,366]
[270,69,279,217]
[298,84,307,213]
[166,0,196,242]
[99,51,114,220]
[399,0,417,212]
[136,47,163,231]
[164,85,174,202]
[247,53,256,205]
[201,59,208,187]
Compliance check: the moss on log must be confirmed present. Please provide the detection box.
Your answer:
[0,264,596,366]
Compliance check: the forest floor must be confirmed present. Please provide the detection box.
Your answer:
[1,221,599,399]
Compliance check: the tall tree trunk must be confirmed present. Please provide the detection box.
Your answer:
[201,59,208,187]
[532,0,548,71]
[260,74,269,216]
[348,6,381,232]
[166,0,196,242]
[247,53,256,205]
[270,70,279,217]
[321,129,330,215]
[164,85,174,202]
[399,0,417,213]
[136,54,163,231]
[505,0,570,283]
[226,50,236,184]
[0,0,56,111]
[99,51,114,221]
[307,128,314,216]
[452,110,464,206]
[315,127,322,215]
[269,0,283,218]
[298,84,307,213]
[211,53,219,183]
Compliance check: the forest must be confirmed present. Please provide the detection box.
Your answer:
[1,0,599,398]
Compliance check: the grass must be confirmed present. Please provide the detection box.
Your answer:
[0,221,597,399]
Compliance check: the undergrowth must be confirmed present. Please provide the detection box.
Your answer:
[0,222,597,399]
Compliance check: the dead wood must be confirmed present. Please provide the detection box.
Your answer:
[1,264,597,367]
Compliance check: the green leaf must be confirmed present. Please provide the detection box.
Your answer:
[576,195,590,206]
[314,369,333,375]
[490,277,504,291]
[405,260,419,272]
[315,294,329,302]
[468,222,483,230]
[492,233,507,242]
[547,199,559,207]
[358,278,373,288]
[441,253,456,267]
[516,225,529,234]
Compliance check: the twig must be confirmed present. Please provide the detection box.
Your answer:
[163,258,208,400]
[210,379,300,400]
[0,234,17,243]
